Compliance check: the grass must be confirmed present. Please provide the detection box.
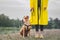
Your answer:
[0,27,60,40]
[0,27,20,34]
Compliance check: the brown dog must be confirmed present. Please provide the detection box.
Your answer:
[20,16,31,38]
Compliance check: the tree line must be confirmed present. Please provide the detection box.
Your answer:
[0,14,22,27]
[0,14,60,29]
[46,17,60,29]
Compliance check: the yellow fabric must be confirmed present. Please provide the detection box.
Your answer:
[30,0,38,25]
[30,0,48,25]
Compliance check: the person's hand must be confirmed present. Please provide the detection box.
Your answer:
[30,8,34,12]
[44,7,47,10]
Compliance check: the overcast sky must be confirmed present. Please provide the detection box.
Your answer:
[0,0,60,20]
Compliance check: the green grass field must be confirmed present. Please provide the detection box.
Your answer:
[0,27,20,34]
[0,27,60,40]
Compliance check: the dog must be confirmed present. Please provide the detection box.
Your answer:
[20,16,31,38]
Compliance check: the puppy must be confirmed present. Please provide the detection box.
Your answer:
[20,16,31,38]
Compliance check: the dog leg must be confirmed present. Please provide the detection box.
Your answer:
[28,31,31,37]
[23,29,25,38]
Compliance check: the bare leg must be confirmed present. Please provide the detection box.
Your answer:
[35,25,40,38]
[39,25,44,38]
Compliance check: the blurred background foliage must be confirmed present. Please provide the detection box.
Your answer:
[0,14,60,34]
[0,14,60,29]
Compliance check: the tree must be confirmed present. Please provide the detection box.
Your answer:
[0,14,10,27]
[0,14,22,27]
[54,18,60,29]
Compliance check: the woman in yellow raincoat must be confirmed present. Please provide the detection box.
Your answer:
[30,0,48,38]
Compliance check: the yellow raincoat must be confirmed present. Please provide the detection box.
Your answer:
[30,0,48,25]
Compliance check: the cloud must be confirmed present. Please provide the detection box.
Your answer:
[0,0,60,20]
[48,0,60,19]
[0,0,30,20]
